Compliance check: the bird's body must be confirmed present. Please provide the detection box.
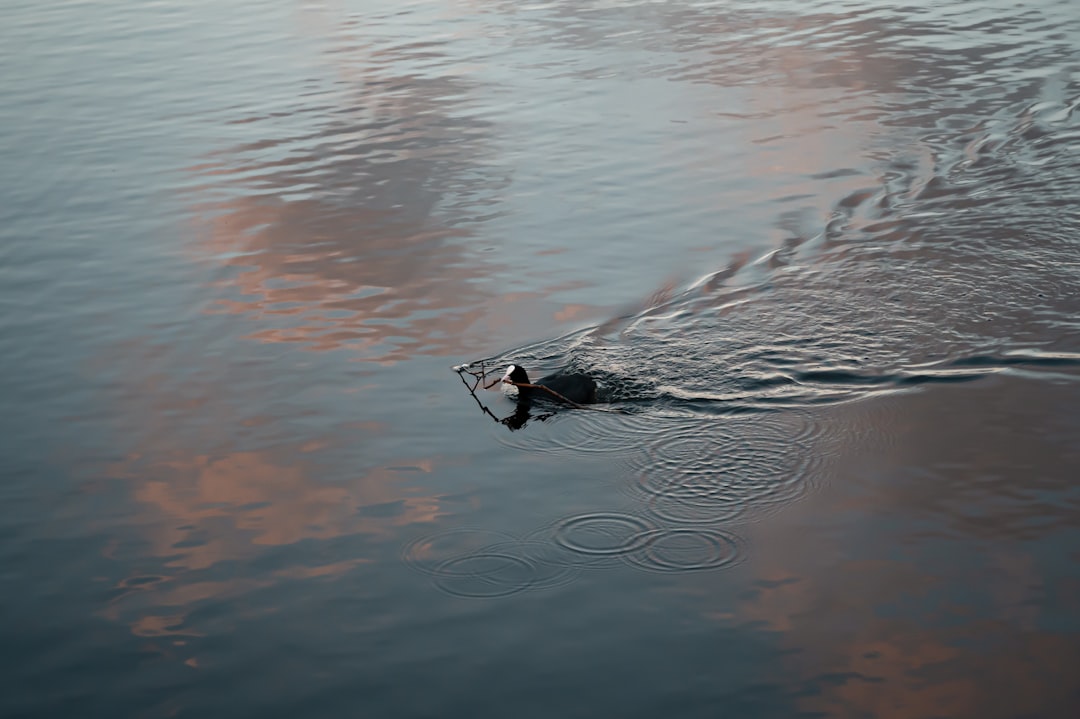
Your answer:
[501,364,597,405]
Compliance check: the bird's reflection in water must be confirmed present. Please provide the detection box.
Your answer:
[500,402,555,431]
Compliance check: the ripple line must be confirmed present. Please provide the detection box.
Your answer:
[552,512,655,557]
[431,553,535,598]
[623,528,744,573]
[401,528,517,576]
[404,528,583,597]
[495,410,658,459]
[639,477,748,525]
[485,540,582,591]
[623,415,823,517]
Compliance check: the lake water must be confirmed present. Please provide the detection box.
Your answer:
[2,0,1079,717]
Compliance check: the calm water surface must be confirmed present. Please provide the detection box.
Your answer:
[2,0,1079,717]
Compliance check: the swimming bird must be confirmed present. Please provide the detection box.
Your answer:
[501,364,597,405]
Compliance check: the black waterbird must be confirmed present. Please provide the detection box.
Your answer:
[500,364,598,405]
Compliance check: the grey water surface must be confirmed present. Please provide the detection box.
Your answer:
[2,0,1080,717]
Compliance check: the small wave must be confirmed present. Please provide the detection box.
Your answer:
[405,510,751,597]
[623,528,744,573]
[542,512,748,575]
[551,512,657,558]
[402,528,517,576]
[403,528,582,598]
[494,408,660,459]
[622,413,825,521]
[948,351,1080,370]
[431,552,537,598]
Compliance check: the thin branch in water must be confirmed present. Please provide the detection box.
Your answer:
[457,363,501,424]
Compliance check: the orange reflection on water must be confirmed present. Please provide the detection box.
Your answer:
[798,622,1080,719]
[184,1,509,363]
[196,199,496,360]
[105,435,447,655]
[113,447,444,570]
[738,546,1080,718]
[733,377,1080,718]
[131,613,201,639]
[193,189,611,361]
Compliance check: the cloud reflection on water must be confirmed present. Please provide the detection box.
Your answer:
[80,0,1080,710]
[104,439,450,651]
[99,6,518,655]
[734,377,1080,718]
[186,4,615,363]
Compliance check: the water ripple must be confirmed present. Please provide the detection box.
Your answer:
[431,552,536,598]
[404,528,582,597]
[624,528,744,573]
[401,528,517,576]
[623,414,825,522]
[551,512,655,558]
[404,511,752,597]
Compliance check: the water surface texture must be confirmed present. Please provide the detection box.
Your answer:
[2,0,1079,717]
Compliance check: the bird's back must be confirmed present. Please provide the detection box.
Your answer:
[535,372,597,404]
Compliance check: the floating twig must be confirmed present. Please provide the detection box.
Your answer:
[456,364,501,423]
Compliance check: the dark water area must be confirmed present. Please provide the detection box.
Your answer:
[2,0,1080,716]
